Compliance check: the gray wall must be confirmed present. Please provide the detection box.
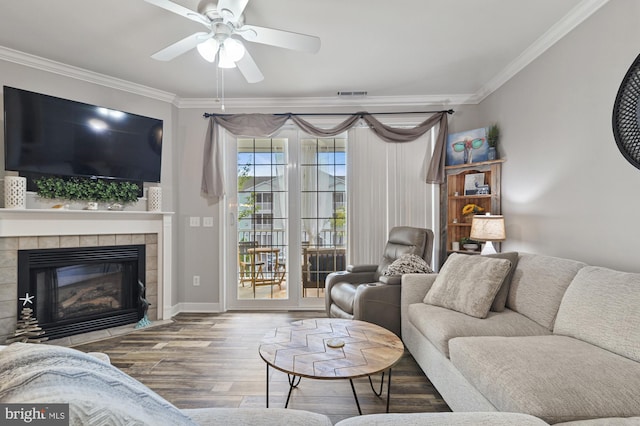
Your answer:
[455,0,640,272]
[175,108,220,307]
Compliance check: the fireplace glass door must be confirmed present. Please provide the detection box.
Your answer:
[34,263,134,324]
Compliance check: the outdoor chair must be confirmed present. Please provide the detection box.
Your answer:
[238,241,264,287]
[302,247,346,296]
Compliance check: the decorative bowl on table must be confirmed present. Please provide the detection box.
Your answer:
[463,243,479,251]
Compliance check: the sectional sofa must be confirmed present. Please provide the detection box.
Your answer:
[401,252,640,424]
[2,250,639,425]
[0,341,550,425]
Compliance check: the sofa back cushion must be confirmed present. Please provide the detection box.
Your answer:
[506,253,585,330]
[485,251,519,312]
[424,253,512,319]
[554,266,640,362]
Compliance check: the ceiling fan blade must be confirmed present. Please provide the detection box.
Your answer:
[217,0,249,21]
[151,32,208,61]
[239,25,321,53]
[145,0,209,26]
[236,49,264,83]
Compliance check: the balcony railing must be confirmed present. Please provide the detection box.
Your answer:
[238,230,344,250]
[237,230,345,299]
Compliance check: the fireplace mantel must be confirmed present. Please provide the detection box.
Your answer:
[0,208,173,321]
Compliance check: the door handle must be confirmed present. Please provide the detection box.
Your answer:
[229,212,235,226]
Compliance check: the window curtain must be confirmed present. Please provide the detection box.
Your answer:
[201,111,449,202]
[348,127,437,264]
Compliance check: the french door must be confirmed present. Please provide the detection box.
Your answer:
[224,128,347,309]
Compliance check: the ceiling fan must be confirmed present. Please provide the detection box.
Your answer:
[145,0,321,83]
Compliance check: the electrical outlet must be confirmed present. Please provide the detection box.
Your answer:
[193,275,200,286]
[189,216,200,227]
[203,217,214,227]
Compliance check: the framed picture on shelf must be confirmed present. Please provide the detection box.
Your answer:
[464,173,485,195]
[446,127,489,165]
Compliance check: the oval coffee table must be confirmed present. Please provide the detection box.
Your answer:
[258,318,404,414]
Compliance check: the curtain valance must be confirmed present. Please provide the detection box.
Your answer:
[201,111,450,202]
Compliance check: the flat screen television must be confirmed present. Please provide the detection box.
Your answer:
[3,86,163,184]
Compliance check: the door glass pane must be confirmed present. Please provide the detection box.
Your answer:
[237,138,288,300]
[300,137,347,299]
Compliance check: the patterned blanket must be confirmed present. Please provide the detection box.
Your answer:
[0,342,197,426]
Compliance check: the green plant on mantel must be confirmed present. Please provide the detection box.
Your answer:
[34,176,140,204]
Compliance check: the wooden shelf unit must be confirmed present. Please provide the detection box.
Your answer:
[439,159,504,264]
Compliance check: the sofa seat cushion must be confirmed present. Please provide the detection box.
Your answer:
[554,266,640,363]
[331,282,358,314]
[556,417,640,426]
[335,412,549,426]
[407,303,550,358]
[183,408,332,426]
[554,418,640,425]
[449,335,640,424]
[0,342,198,426]
[424,253,512,319]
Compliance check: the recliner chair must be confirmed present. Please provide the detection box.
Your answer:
[325,226,434,337]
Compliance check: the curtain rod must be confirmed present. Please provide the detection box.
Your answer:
[203,109,454,118]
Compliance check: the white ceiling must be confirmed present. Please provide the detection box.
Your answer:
[0,0,607,105]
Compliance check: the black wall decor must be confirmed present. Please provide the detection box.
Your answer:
[613,53,640,170]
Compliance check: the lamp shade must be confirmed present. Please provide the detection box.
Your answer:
[470,215,506,241]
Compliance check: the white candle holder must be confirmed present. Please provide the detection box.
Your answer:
[147,187,162,212]
[4,176,27,209]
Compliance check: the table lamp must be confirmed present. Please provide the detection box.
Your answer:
[470,214,506,255]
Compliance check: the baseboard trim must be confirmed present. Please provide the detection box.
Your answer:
[173,302,223,313]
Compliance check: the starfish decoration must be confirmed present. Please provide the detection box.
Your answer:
[19,292,34,306]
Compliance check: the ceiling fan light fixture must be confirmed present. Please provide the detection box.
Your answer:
[223,38,245,62]
[196,38,220,63]
[218,47,237,68]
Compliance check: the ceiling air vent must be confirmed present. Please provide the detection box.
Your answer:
[337,91,368,97]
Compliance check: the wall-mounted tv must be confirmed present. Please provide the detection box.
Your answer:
[3,86,163,184]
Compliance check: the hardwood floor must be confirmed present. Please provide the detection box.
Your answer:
[73,312,450,424]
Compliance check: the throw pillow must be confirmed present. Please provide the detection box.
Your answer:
[382,254,433,276]
[423,253,512,318]
[485,252,519,312]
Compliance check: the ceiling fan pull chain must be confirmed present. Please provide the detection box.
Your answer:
[214,57,225,111]
[221,67,225,111]
[215,60,220,99]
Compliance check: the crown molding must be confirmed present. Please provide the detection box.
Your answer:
[474,0,610,103]
[175,94,474,110]
[0,46,178,104]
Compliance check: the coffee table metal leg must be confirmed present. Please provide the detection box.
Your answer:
[368,371,385,396]
[349,379,363,415]
[284,374,301,408]
[386,368,392,413]
[365,369,393,413]
[266,364,269,408]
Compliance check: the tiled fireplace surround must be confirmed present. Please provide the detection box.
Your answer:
[0,210,172,344]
